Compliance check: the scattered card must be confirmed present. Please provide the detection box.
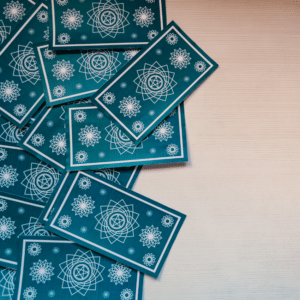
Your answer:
[14,237,144,300]
[45,171,186,278]
[90,21,218,145]
[49,0,166,50]
[66,103,187,171]
[0,266,16,299]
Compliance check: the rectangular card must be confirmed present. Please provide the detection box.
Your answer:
[66,103,187,171]
[0,266,16,299]
[15,237,144,300]
[91,21,218,145]
[0,0,49,128]
[45,171,186,278]
[49,0,166,50]
[0,194,51,269]
[34,43,135,106]
[0,142,62,203]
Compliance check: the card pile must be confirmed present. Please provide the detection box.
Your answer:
[0,0,218,299]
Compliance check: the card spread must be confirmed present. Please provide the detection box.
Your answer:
[0,194,50,269]
[0,142,62,203]
[14,237,144,300]
[45,171,186,278]
[49,0,166,50]
[90,21,218,145]
[66,103,187,171]
[34,43,136,106]
[0,265,16,299]
[0,1,49,128]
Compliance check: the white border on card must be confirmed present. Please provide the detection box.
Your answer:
[69,105,184,167]
[0,3,46,125]
[94,25,214,141]
[50,172,181,274]
[52,0,164,47]
[17,239,141,300]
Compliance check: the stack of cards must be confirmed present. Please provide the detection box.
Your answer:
[0,0,218,298]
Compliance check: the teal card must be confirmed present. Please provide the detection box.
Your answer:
[38,168,142,225]
[45,171,186,278]
[34,43,134,106]
[66,103,187,171]
[91,21,218,145]
[0,194,51,269]
[14,237,144,299]
[0,0,49,128]
[0,266,16,299]
[0,142,62,203]
[49,0,166,50]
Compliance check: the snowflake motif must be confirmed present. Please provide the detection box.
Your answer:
[5,248,12,255]
[57,33,70,44]
[120,288,134,300]
[78,177,91,190]
[119,96,141,118]
[49,133,66,156]
[61,8,83,30]
[57,0,68,5]
[53,85,66,97]
[194,61,207,72]
[78,125,101,147]
[74,110,86,122]
[72,194,95,218]
[31,134,45,147]
[128,248,135,255]
[0,80,20,102]
[147,30,158,40]
[18,207,25,214]
[132,121,144,133]
[44,48,56,60]
[75,151,88,163]
[43,27,49,40]
[52,247,60,254]
[23,287,37,300]
[52,60,75,81]
[123,49,139,61]
[0,165,18,188]
[0,148,8,161]
[0,199,7,211]
[37,10,48,23]
[139,225,162,248]
[13,104,27,117]
[28,243,42,256]
[30,259,54,284]
[161,215,174,227]
[103,92,115,104]
[3,0,25,22]
[166,144,179,156]
[0,216,16,240]
[166,33,178,45]
[152,121,174,142]
[0,20,11,45]
[143,253,156,266]
[133,7,154,28]
[108,263,131,285]
[170,48,191,69]
[48,290,55,297]
[58,215,72,228]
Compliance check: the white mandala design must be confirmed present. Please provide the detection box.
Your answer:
[194,61,207,72]
[134,61,177,104]
[119,96,141,118]
[143,253,156,266]
[28,243,42,256]
[72,194,95,218]
[0,165,18,188]
[161,215,174,227]
[50,133,66,155]
[21,163,60,202]
[13,104,27,116]
[78,125,101,147]
[147,30,158,40]
[77,51,121,83]
[0,20,11,45]
[103,92,115,104]
[58,215,72,228]
[0,199,7,211]
[120,288,134,300]
[3,1,25,22]
[52,60,75,81]
[0,148,8,161]
[43,48,56,60]
[152,121,174,142]
[78,177,91,189]
[132,121,144,133]
[0,269,15,300]
[9,42,40,85]
[37,10,48,23]
[75,150,88,163]
[18,217,51,236]
[87,0,130,38]
[57,33,70,44]
[53,85,66,97]
[166,143,179,156]
[74,110,86,122]
[57,0,68,5]
[0,122,27,143]
[95,199,139,244]
[43,27,49,40]
[31,134,45,147]
[123,49,139,61]
[166,33,178,45]
[58,250,104,296]
[0,216,16,240]
[23,287,37,300]
[108,263,131,285]
[30,259,54,284]
[133,7,154,28]
[0,80,21,102]
[61,9,83,30]
[139,225,162,248]
[170,48,191,69]
[95,168,120,184]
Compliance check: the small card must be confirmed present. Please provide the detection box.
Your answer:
[0,142,62,203]
[45,171,186,278]
[49,0,166,50]
[91,21,218,145]
[14,237,144,300]
[0,194,51,269]
[0,266,16,299]
[34,43,135,106]
[0,0,49,128]
[66,103,187,171]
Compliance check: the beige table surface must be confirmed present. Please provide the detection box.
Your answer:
[133,0,300,299]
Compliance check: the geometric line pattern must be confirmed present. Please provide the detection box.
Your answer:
[0,268,15,300]
[0,20,11,45]
[18,217,52,237]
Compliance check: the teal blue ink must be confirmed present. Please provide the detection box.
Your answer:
[0,266,16,299]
